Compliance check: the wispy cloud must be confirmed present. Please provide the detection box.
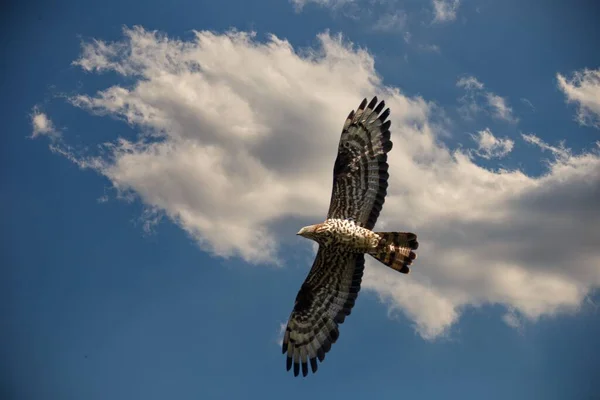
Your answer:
[276,322,287,347]
[486,93,514,121]
[521,133,571,161]
[290,0,353,12]
[30,107,60,140]
[471,128,514,159]
[502,310,524,334]
[457,76,484,91]
[38,26,600,339]
[457,75,518,123]
[418,43,441,53]
[557,68,600,128]
[372,10,408,33]
[293,0,410,39]
[520,98,535,111]
[432,0,460,23]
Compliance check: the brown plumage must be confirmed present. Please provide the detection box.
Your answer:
[282,97,420,377]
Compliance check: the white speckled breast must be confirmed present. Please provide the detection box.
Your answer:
[321,218,379,252]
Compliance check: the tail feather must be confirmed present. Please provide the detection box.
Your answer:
[369,232,418,274]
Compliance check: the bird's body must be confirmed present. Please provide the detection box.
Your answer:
[297,219,380,251]
[282,97,420,377]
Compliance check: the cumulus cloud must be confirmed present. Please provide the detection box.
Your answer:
[457,75,517,123]
[432,0,460,23]
[40,26,600,339]
[471,128,514,159]
[30,107,60,140]
[557,68,600,128]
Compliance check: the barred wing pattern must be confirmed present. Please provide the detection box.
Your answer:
[282,247,364,377]
[327,97,392,230]
[282,98,393,377]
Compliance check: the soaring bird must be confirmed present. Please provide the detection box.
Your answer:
[282,97,419,377]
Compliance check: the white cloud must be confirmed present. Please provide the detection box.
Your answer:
[41,26,600,339]
[97,195,109,203]
[485,93,515,121]
[471,128,514,159]
[557,68,600,128]
[457,75,517,123]
[30,107,60,140]
[521,133,571,161]
[432,0,460,23]
[418,44,441,54]
[520,98,535,112]
[290,0,353,12]
[457,76,484,90]
[276,322,287,347]
[373,11,408,33]
[502,310,523,334]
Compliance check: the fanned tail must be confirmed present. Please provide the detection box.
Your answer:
[369,232,419,274]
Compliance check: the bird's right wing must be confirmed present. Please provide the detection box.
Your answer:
[327,97,393,230]
[282,246,365,377]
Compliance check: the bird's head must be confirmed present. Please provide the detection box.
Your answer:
[297,224,321,240]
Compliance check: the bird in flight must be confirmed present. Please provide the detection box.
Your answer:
[281,97,419,377]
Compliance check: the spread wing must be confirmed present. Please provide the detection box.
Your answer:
[327,97,392,230]
[281,247,364,377]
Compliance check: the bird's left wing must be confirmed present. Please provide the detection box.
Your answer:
[327,97,393,230]
[282,246,364,377]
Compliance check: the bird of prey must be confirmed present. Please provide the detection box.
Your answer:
[281,97,419,377]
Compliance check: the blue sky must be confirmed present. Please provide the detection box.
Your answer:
[3,0,600,399]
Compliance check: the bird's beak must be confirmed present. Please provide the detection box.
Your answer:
[297,225,317,236]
